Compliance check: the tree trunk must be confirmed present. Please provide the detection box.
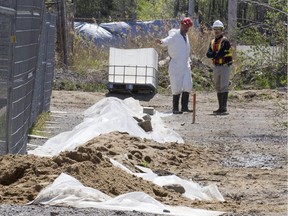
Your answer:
[228,0,237,44]
[188,0,195,19]
[208,0,212,25]
[212,0,216,21]
[174,0,180,18]
[60,0,68,66]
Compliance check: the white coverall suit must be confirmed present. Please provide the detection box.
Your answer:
[161,29,193,95]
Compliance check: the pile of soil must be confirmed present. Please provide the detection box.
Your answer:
[0,131,225,207]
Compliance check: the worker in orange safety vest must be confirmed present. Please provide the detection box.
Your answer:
[206,20,233,114]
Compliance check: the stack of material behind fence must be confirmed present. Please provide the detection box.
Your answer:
[0,0,56,155]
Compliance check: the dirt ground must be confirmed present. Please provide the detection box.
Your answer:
[0,89,287,216]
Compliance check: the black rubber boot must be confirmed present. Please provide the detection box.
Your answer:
[181,92,193,112]
[213,93,222,113]
[221,92,228,113]
[214,92,228,114]
[173,94,183,114]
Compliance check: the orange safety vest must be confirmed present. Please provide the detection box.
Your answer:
[211,37,233,65]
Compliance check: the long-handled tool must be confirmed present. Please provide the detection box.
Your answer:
[192,93,196,124]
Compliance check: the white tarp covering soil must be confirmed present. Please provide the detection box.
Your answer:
[30,173,225,216]
[111,159,225,202]
[29,97,183,157]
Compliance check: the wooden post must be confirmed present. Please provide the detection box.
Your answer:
[192,93,196,124]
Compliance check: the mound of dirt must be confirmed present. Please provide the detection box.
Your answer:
[0,132,200,207]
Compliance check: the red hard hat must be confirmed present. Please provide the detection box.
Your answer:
[181,17,193,28]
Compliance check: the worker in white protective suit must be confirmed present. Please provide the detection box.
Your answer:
[156,17,193,114]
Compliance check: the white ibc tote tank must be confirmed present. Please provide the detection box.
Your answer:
[108,47,158,93]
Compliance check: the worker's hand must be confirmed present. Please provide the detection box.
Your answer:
[155,39,163,45]
[206,50,216,59]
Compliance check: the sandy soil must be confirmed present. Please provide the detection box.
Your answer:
[0,89,287,216]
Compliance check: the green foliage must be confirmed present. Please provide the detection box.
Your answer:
[82,83,107,92]
[74,0,137,21]
[70,33,109,74]
[192,67,213,91]
[254,73,270,89]
[54,80,107,92]
[0,112,6,140]
[136,0,173,20]
[196,0,228,26]
[157,86,170,94]
[29,112,51,136]
[233,46,287,90]
[140,160,149,168]
[55,80,76,91]
[233,0,287,90]
[73,0,189,21]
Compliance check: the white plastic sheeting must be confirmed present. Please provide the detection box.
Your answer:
[29,97,184,157]
[74,19,203,49]
[30,173,225,216]
[74,20,180,48]
[111,159,225,202]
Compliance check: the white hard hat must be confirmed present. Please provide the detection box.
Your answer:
[212,20,224,28]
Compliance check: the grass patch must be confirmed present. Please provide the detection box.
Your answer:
[69,33,109,75]
[0,111,6,140]
[29,112,51,136]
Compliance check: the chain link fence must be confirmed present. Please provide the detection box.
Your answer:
[0,0,56,155]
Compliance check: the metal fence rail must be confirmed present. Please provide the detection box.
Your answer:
[0,0,56,155]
